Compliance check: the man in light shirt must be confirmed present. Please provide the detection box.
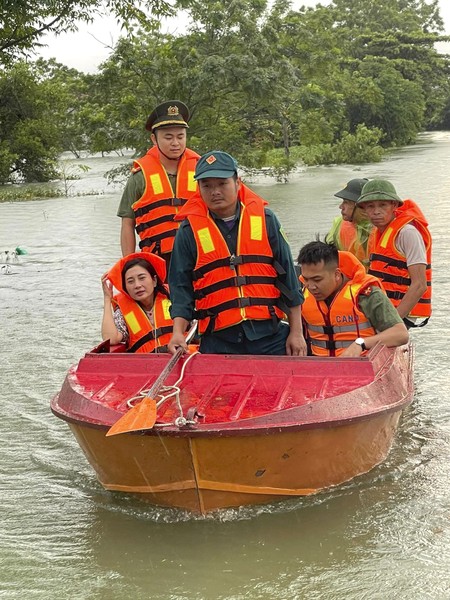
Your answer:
[356,179,432,328]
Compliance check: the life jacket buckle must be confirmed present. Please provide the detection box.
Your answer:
[229,254,243,270]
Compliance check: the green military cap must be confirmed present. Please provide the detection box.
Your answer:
[334,178,369,202]
[357,179,403,206]
[194,151,238,180]
[145,100,190,132]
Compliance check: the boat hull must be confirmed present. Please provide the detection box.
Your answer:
[52,344,414,514]
[67,406,402,513]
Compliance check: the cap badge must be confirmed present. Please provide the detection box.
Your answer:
[206,155,217,164]
[167,105,179,116]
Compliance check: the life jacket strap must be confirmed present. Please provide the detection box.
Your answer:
[195,297,281,320]
[136,213,175,234]
[193,255,280,280]
[310,339,353,350]
[369,253,431,271]
[369,270,412,287]
[369,253,408,270]
[134,197,187,218]
[386,290,431,304]
[194,275,278,299]
[139,230,176,250]
[126,325,172,353]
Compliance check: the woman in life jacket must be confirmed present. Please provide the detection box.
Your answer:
[101,252,173,353]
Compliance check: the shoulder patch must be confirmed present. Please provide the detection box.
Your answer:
[131,166,142,174]
[280,226,290,244]
[361,286,373,296]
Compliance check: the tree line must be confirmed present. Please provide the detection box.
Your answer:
[1,0,449,185]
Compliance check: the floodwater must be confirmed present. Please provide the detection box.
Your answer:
[1,134,449,599]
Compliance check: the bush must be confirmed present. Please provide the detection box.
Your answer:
[0,185,64,202]
[333,125,384,164]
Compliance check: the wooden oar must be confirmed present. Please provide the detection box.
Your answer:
[106,321,197,437]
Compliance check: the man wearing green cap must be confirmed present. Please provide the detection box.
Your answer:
[117,100,200,264]
[356,179,432,327]
[326,178,374,270]
[167,151,307,356]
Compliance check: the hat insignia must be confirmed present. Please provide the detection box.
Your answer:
[206,155,217,164]
[167,105,179,116]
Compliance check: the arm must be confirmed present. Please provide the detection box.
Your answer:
[285,305,307,356]
[167,224,197,354]
[341,287,408,357]
[101,274,124,345]
[395,263,427,319]
[120,217,137,256]
[341,322,409,357]
[117,170,145,256]
[266,209,307,356]
[168,317,190,354]
[394,225,428,318]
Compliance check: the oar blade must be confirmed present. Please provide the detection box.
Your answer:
[106,396,157,437]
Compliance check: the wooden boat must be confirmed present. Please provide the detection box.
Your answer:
[51,342,414,514]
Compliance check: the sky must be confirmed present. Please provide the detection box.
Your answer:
[38,0,450,73]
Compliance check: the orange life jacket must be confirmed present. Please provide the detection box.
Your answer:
[175,185,286,335]
[107,252,172,353]
[132,146,200,256]
[368,199,432,319]
[301,251,381,357]
[327,217,375,270]
[112,292,173,353]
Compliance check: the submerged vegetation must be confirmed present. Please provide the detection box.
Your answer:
[0,186,103,202]
[0,0,449,184]
[0,186,65,202]
[0,161,99,201]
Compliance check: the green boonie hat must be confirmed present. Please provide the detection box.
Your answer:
[357,179,403,206]
[145,100,190,132]
[194,151,238,180]
[334,178,369,202]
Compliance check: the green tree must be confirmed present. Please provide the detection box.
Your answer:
[95,0,300,165]
[2,0,449,184]
[0,0,176,65]
[329,0,449,136]
[33,58,94,157]
[0,62,61,182]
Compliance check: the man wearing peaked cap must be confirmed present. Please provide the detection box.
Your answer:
[326,178,374,270]
[167,150,307,357]
[356,179,432,328]
[117,100,200,266]
[145,100,190,131]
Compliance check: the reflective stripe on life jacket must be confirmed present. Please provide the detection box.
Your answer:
[177,184,286,335]
[132,146,200,256]
[301,251,380,356]
[368,199,432,319]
